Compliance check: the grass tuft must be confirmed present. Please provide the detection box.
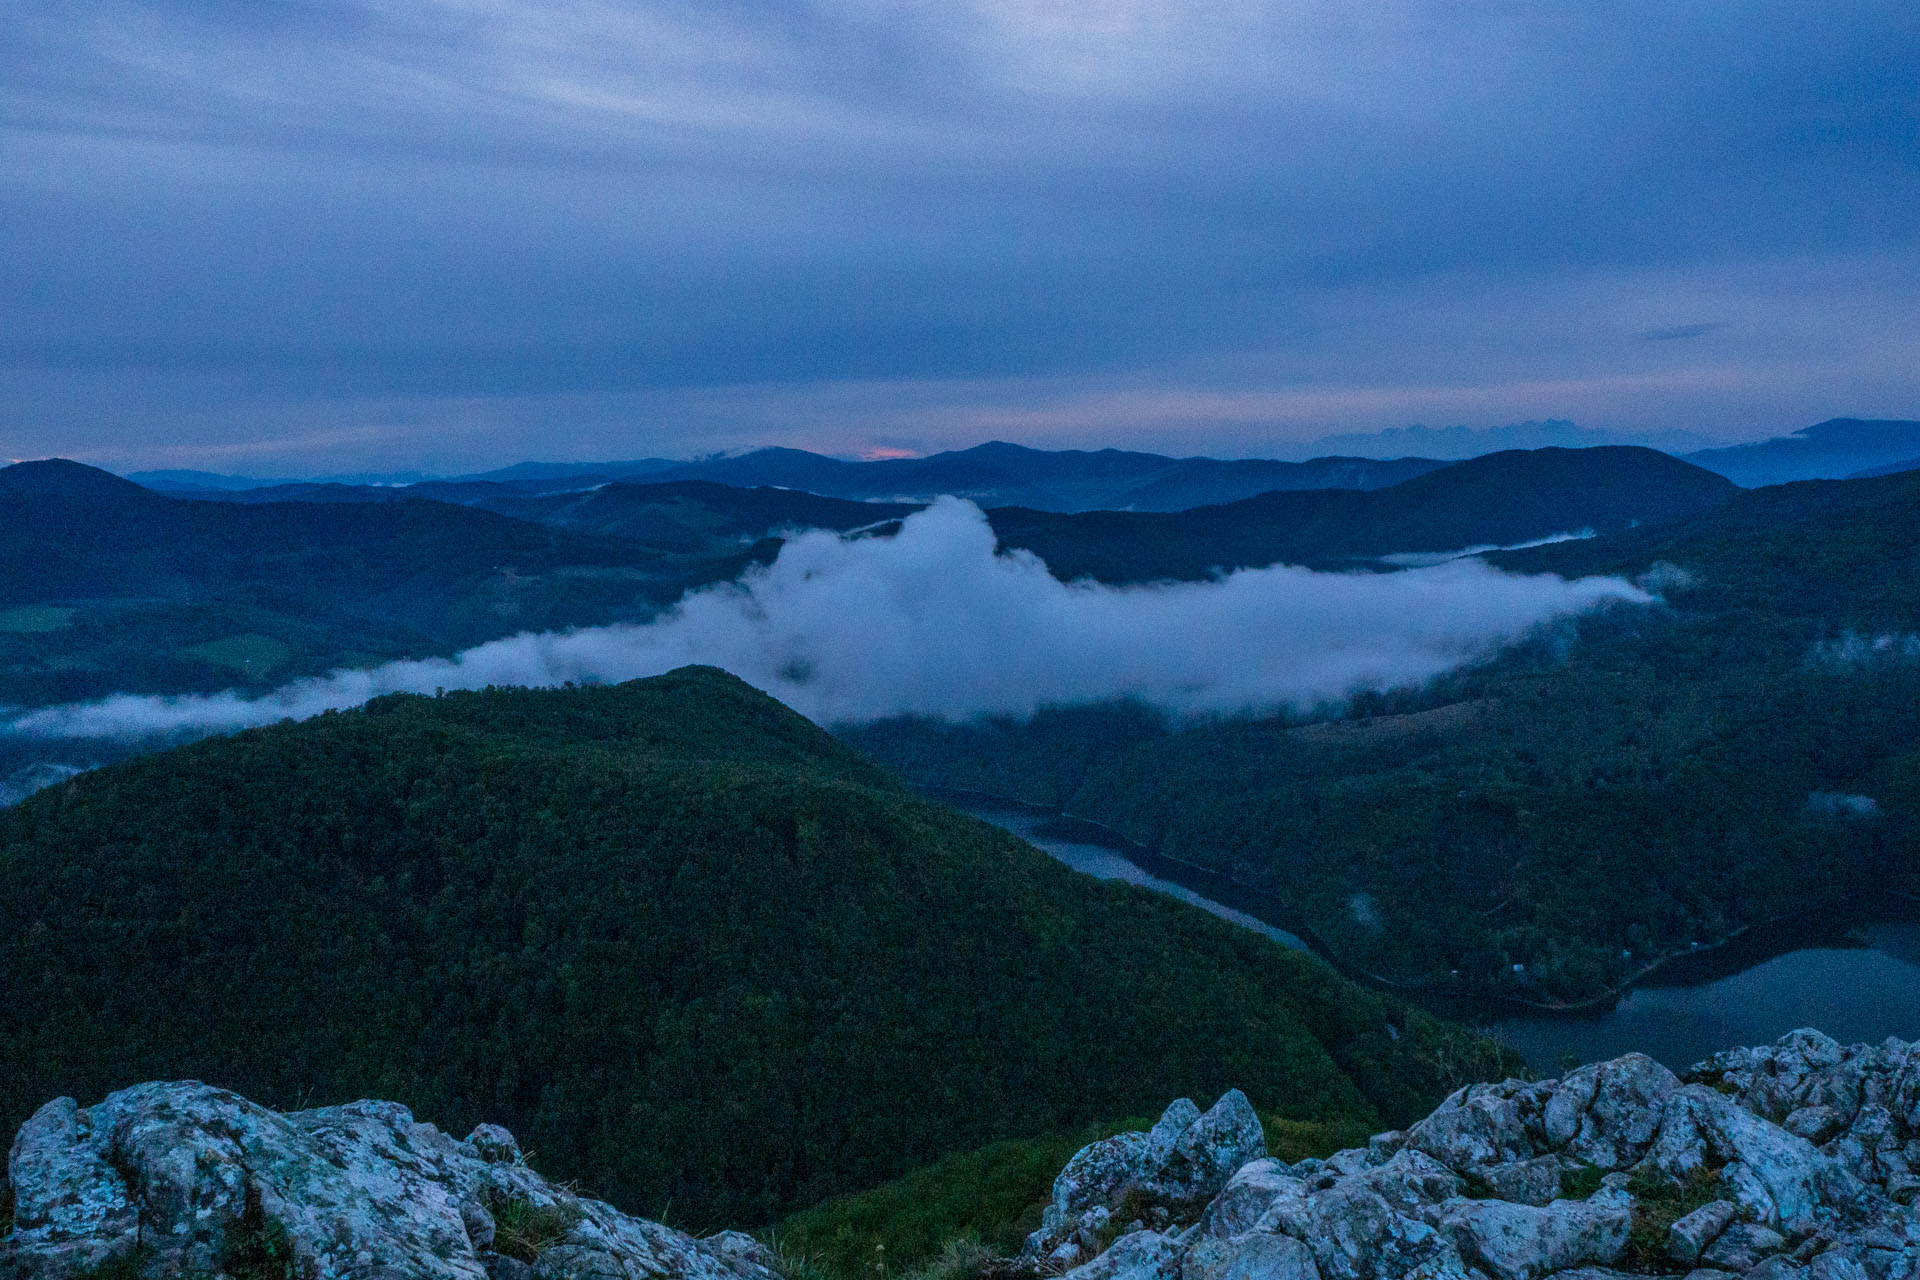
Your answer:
[1619,1163,1724,1272]
[486,1189,584,1264]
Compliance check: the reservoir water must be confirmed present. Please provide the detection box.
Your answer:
[952,795,1920,1072]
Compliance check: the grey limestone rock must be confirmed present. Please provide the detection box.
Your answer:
[1700,1223,1788,1271]
[1335,1152,1461,1216]
[10,1031,1920,1280]
[1784,1108,1848,1146]
[1299,1182,1471,1280]
[1407,1083,1534,1174]
[1025,1093,1268,1268]
[1542,1054,1681,1170]
[0,1082,784,1280]
[1023,1031,1920,1280]
[468,1123,523,1165]
[1170,1092,1269,1205]
[1644,1086,1832,1233]
[1667,1200,1738,1266]
[1201,1162,1308,1240]
[1470,1156,1565,1207]
[1184,1232,1322,1280]
[1809,1251,1873,1280]
[1063,1230,1186,1280]
[1425,1196,1632,1280]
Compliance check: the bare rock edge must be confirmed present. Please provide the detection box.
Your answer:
[4,1029,1918,1280]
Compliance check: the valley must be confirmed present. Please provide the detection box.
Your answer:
[13,11,1920,1276]
[947,792,1920,1074]
[2,426,1917,1279]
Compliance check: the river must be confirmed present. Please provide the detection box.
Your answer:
[949,795,1920,1073]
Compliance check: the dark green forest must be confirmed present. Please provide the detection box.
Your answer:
[0,461,767,706]
[846,470,1920,1005]
[0,448,1734,711]
[0,667,1508,1229]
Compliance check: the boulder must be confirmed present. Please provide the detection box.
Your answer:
[1542,1054,1680,1169]
[1809,1251,1873,1280]
[1425,1196,1632,1280]
[1055,1130,1159,1216]
[1200,1161,1307,1240]
[1700,1223,1788,1271]
[1783,1108,1848,1146]
[1407,1084,1534,1173]
[1183,1232,1322,1280]
[1667,1200,1738,1267]
[1170,1092,1269,1203]
[1645,1086,1830,1232]
[1063,1230,1185,1280]
[1337,1151,1461,1215]
[1026,1093,1268,1267]
[0,1082,782,1280]
[1471,1156,1565,1207]
[3,1097,142,1278]
[1301,1183,1471,1280]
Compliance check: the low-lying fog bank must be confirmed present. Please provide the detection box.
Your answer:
[6,498,1648,749]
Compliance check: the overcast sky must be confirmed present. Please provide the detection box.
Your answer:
[3,1,1917,473]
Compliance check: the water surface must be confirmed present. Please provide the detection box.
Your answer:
[955,794,1920,1071]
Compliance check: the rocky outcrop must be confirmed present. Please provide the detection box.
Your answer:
[0,1081,784,1280]
[1014,1031,1920,1280]
[5,1032,1917,1280]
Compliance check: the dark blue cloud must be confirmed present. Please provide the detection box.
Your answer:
[2,1,1917,470]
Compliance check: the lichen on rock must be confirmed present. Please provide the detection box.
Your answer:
[5,1032,1919,1280]
[0,1082,784,1280]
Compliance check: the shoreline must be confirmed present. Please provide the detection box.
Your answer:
[921,783,1889,1019]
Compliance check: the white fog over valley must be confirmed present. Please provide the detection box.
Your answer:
[9,498,1649,740]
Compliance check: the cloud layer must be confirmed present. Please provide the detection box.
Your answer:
[3,2,1918,468]
[10,499,1648,738]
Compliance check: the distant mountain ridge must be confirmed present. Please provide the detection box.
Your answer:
[126,416,1920,505]
[137,443,1450,513]
[1302,419,1720,460]
[1682,418,1920,486]
[988,447,1738,583]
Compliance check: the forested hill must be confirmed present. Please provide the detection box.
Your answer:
[172,477,924,552]
[987,446,1737,582]
[0,667,1506,1229]
[0,460,765,707]
[444,480,922,549]
[1491,465,1920,622]
[846,467,1920,1005]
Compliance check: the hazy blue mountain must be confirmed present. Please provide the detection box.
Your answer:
[131,444,1450,512]
[987,447,1737,582]
[126,468,304,492]
[642,441,1447,511]
[1302,419,1719,460]
[457,458,683,485]
[1848,455,1920,479]
[1683,418,1920,486]
[132,467,442,491]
